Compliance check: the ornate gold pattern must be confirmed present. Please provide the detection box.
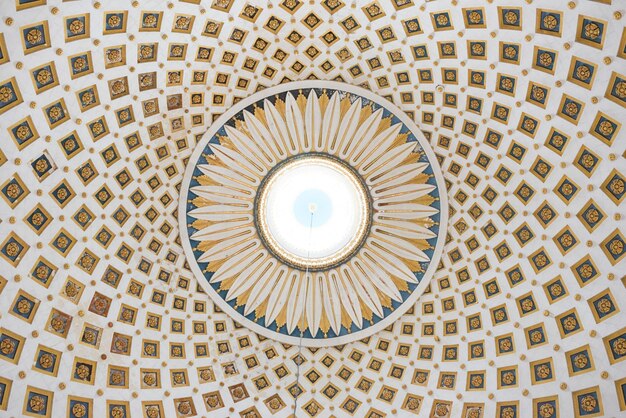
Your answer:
[0,0,623,417]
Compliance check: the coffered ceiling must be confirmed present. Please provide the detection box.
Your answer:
[0,0,624,417]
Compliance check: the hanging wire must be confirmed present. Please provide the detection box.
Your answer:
[292,208,315,416]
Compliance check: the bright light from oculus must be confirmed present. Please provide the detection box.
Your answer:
[256,155,371,270]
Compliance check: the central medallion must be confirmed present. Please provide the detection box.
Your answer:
[255,154,371,271]
[180,81,448,346]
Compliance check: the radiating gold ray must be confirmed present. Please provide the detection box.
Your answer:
[193,218,255,234]
[297,314,309,333]
[319,311,330,335]
[397,149,422,167]
[254,268,284,320]
[390,132,409,149]
[389,274,410,292]
[202,154,229,171]
[196,174,221,187]
[274,96,286,116]
[372,173,430,191]
[402,258,424,273]
[407,194,436,206]
[371,230,430,253]
[235,285,254,308]
[205,257,229,273]
[191,196,212,208]
[341,308,353,331]
[361,303,374,322]
[374,116,393,136]
[339,94,352,116]
[340,104,374,157]
[296,91,307,115]
[376,290,392,309]
[255,299,268,321]
[358,103,373,125]
[217,134,236,150]
[318,89,330,114]
[198,163,257,190]
[218,275,238,292]
[275,306,287,328]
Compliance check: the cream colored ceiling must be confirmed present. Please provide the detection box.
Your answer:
[0,0,624,417]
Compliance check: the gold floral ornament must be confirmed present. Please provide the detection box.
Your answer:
[106,49,121,63]
[143,14,157,27]
[50,316,66,333]
[0,86,14,103]
[68,19,84,34]
[16,124,31,140]
[72,57,87,71]
[471,43,484,55]
[536,364,551,379]
[580,395,597,412]
[36,69,51,85]
[576,65,591,80]
[531,86,545,101]
[539,403,555,418]
[5,242,20,257]
[139,45,153,59]
[469,11,482,23]
[615,81,626,99]
[16,300,32,315]
[145,406,159,418]
[543,15,558,30]
[597,298,613,313]
[26,29,43,44]
[177,401,191,414]
[435,404,450,416]
[612,337,626,355]
[598,120,614,135]
[436,14,449,26]
[530,330,543,343]
[609,178,624,195]
[80,92,94,106]
[111,80,126,95]
[467,408,482,418]
[107,15,121,28]
[504,11,518,24]
[29,395,46,412]
[574,353,588,368]
[610,239,624,255]
[110,407,125,418]
[181,82,446,345]
[48,105,63,121]
[501,407,515,418]
[72,403,87,417]
[584,22,601,39]
[565,102,579,117]
[504,46,517,59]
[0,338,15,355]
[539,52,553,67]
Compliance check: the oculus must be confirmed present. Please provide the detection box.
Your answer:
[255,153,372,271]
[180,81,447,346]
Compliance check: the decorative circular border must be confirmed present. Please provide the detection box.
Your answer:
[179,80,449,347]
[254,152,373,272]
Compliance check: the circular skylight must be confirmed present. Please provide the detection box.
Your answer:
[256,154,371,270]
[180,81,447,346]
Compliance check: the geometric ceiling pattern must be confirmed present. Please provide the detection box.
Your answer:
[0,0,624,417]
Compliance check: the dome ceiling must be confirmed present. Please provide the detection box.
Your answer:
[0,0,624,417]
